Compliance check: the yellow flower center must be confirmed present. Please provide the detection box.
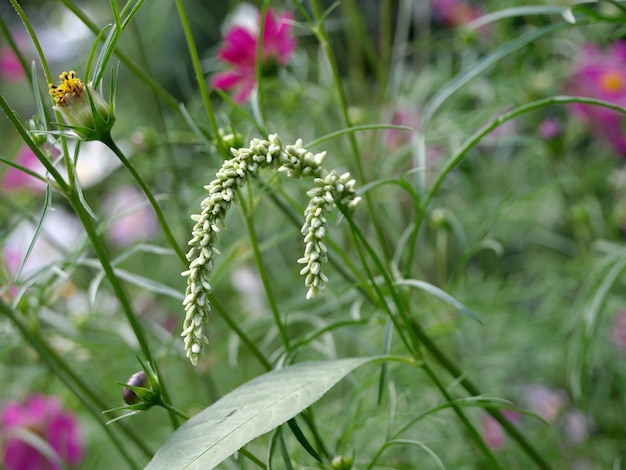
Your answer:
[599,70,624,93]
[49,70,85,106]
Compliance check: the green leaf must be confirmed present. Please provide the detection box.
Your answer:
[145,357,388,470]
[396,279,483,324]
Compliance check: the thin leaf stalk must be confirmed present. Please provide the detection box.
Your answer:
[0,299,144,469]
[421,362,504,469]
[241,194,291,351]
[308,0,392,263]
[173,0,223,151]
[101,137,187,266]
[66,190,180,430]
[340,206,551,468]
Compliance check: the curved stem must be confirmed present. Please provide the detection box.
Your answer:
[210,293,273,371]
[308,0,392,263]
[66,190,180,430]
[241,195,291,351]
[173,0,223,151]
[101,137,187,266]
[421,363,504,470]
[340,206,551,469]
[0,300,144,469]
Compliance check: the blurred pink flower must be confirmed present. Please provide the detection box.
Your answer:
[538,117,563,140]
[1,146,48,193]
[103,186,158,247]
[567,41,626,156]
[0,394,84,470]
[385,109,419,149]
[611,310,626,353]
[524,385,567,423]
[562,410,590,445]
[431,0,482,27]
[0,46,25,82]
[210,6,296,103]
[481,409,520,450]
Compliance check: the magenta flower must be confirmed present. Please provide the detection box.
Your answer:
[0,395,84,470]
[431,0,482,27]
[480,410,520,450]
[210,6,296,103]
[567,41,626,156]
[1,146,48,193]
[0,46,25,82]
[523,385,567,423]
[538,117,563,140]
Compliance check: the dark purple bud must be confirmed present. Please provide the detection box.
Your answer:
[123,371,149,405]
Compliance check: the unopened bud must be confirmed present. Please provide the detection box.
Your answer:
[123,371,149,405]
[330,455,353,470]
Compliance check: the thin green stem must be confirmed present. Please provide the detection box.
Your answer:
[241,196,291,351]
[7,0,74,187]
[308,0,392,263]
[66,190,180,430]
[58,0,180,111]
[209,293,273,371]
[421,363,504,470]
[0,300,143,469]
[340,206,551,468]
[102,137,187,266]
[159,401,190,421]
[173,0,223,151]
[408,322,551,470]
[238,448,267,469]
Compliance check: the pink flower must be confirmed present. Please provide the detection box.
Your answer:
[481,410,520,450]
[0,46,25,82]
[567,41,626,156]
[611,310,626,353]
[103,186,159,247]
[210,6,296,103]
[431,0,482,27]
[0,395,84,470]
[1,146,48,193]
[523,385,567,423]
[538,117,563,140]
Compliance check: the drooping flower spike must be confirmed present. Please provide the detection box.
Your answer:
[181,134,361,365]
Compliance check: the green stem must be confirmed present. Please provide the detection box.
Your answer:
[238,447,267,469]
[209,293,273,371]
[340,206,551,469]
[421,363,504,469]
[173,0,223,151]
[241,196,291,351]
[159,400,190,421]
[308,0,392,263]
[66,190,180,430]
[102,137,187,266]
[409,322,551,470]
[0,300,143,469]
[58,0,180,111]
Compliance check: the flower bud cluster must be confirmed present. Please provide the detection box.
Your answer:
[298,170,361,299]
[181,134,360,365]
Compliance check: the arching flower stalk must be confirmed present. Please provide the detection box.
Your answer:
[181,134,361,365]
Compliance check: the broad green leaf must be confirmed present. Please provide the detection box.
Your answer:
[145,357,385,470]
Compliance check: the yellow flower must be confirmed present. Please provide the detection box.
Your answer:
[49,71,114,141]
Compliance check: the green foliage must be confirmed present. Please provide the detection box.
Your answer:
[2,0,626,469]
